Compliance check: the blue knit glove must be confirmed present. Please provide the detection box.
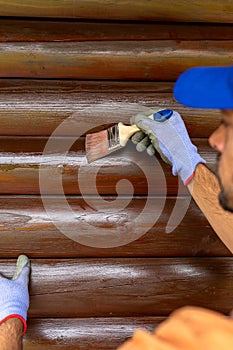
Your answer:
[131,110,206,185]
[0,255,30,335]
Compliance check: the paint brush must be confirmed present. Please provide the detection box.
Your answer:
[85,108,173,163]
[85,122,140,163]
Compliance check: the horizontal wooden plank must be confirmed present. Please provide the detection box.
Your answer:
[0,138,216,195]
[1,20,233,42]
[0,41,232,80]
[0,196,229,257]
[1,258,233,317]
[0,1,233,23]
[24,317,161,349]
[0,80,221,137]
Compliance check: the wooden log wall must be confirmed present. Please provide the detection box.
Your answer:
[0,2,232,349]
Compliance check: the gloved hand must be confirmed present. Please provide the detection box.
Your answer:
[130,109,205,185]
[0,255,30,335]
[118,306,233,350]
[131,108,166,156]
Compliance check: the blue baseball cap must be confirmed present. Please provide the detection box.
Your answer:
[174,65,233,109]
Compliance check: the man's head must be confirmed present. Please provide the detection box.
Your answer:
[174,66,233,212]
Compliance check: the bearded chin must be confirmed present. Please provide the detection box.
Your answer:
[215,153,233,212]
[218,191,233,213]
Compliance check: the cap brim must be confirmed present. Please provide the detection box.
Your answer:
[174,66,233,109]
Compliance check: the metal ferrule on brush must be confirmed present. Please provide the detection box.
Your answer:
[107,125,120,150]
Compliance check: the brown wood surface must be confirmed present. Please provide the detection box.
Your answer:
[0,138,216,195]
[24,317,162,349]
[0,80,221,137]
[0,10,230,348]
[1,20,233,42]
[0,41,232,80]
[0,1,233,22]
[0,196,229,257]
[0,258,232,317]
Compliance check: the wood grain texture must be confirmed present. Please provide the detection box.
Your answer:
[0,1,233,22]
[0,80,221,137]
[0,13,229,348]
[1,258,233,317]
[0,138,216,195]
[0,196,229,257]
[24,317,162,349]
[0,41,232,80]
[1,20,233,42]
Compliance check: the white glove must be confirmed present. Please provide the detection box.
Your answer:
[0,255,30,335]
[131,109,206,185]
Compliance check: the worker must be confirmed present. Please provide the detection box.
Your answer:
[117,65,233,349]
[2,65,233,349]
[0,255,30,350]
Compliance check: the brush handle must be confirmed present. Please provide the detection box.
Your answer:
[118,123,140,147]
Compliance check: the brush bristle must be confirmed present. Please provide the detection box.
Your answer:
[86,125,122,163]
[86,130,110,163]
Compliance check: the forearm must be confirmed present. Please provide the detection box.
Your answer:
[188,163,233,252]
[0,318,23,350]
